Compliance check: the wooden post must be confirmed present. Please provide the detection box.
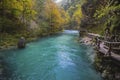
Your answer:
[95,37,97,45]
[97,38,100,49]
[108,43,112,56]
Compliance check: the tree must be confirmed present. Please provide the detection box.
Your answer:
[72,5,83,27]
[44,0,65,33]
[0,0,36,33]
[94,0,120,34]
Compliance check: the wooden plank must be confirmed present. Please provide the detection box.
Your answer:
[97,38,120,44]
[112,48,120,50]
[98,42,120,62]
[111,53,120,61]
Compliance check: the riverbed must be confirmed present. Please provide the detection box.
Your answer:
[0,30,102,80]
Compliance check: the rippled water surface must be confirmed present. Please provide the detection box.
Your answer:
[1,30,102,80]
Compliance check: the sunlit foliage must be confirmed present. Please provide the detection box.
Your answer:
[94,0,120,34]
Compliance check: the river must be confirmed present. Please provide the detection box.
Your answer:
[0,30,102,80]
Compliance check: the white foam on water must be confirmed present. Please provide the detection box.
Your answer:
[63,30,79,34]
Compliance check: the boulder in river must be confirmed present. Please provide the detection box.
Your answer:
[17,37,26,49]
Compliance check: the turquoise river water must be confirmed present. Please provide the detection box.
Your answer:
[0,30,102,80]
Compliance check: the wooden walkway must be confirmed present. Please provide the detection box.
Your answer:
[94,36,120,67]
[98,42,120,61]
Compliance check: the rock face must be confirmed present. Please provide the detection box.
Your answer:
[81,0,96,27]
[17,37,26,49]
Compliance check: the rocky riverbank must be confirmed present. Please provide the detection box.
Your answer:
[94,51,120,80]
[80,33,120,80]
[79,37,94,45]
[79,33,100,45]
[0,31,61,51]
[0,37,37,51]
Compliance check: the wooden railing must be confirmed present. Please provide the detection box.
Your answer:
[96,37,120,56]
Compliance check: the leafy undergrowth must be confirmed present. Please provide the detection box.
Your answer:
[87,25,105,35]
[0,29,63,49]
[0,32,39,49]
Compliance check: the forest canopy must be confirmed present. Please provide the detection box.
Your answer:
[0,0,67,48]
[0,0,120,48]
[61,0,120,34]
